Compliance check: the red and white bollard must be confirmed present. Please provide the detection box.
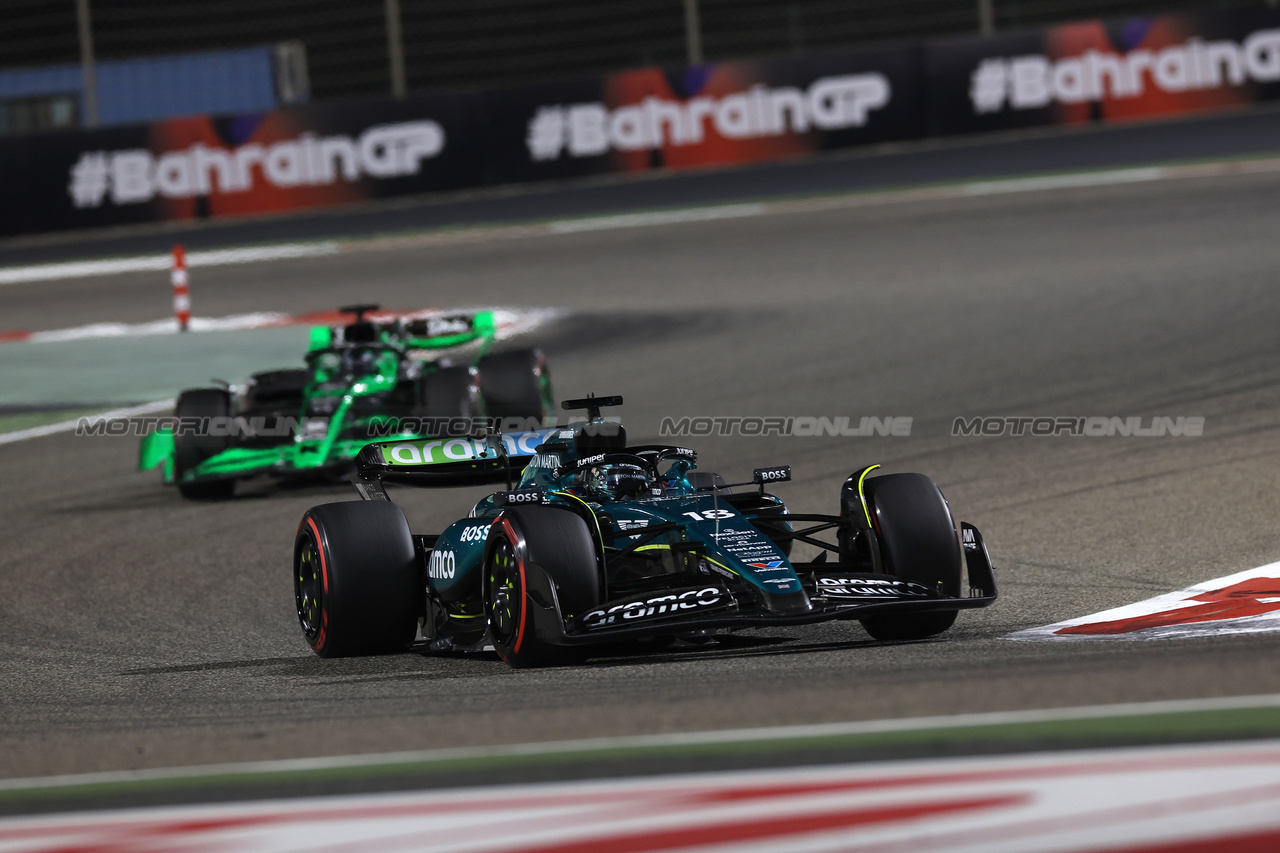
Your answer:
[171,244,190,332]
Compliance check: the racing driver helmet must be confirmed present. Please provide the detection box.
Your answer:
[581,462,654,503]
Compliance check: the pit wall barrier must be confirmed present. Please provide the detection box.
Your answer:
[5,7,1280,238]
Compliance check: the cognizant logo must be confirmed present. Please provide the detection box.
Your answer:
[526,74,891,161]
[68,121,445,208]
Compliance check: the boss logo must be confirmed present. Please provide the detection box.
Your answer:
[458,524,489,543]
[495,489,544,506]
[753,466,791,483]
[428,549,456,579]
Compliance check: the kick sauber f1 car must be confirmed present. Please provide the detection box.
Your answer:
[139,305,552,499]
[292,396,997,667]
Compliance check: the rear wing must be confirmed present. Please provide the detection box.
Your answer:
[401,311,495,349]
[353,427,567,494]
[306,310,497,353]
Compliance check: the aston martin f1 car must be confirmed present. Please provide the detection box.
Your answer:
[292,395,997,667]
[140,305,553,499]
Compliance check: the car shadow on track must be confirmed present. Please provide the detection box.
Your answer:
[577,634,896,669]
[117,633,926,681]
[55,478,355,514]
[120,657,330,676]
[119,654,459,678]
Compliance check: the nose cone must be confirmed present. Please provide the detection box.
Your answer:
[761,587,812,615]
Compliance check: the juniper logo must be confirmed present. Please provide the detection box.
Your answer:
[952,416,1205,437]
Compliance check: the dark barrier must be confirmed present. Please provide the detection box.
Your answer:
[1,93,481,237]
[928,9,1280,137]
[481,45,927,185]
[4,6,1280,238]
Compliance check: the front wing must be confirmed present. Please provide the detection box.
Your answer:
[518,552,997,647]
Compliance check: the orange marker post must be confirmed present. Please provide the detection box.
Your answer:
[172,245,190,332]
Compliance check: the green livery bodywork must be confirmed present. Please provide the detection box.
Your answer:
[139,309,553,492]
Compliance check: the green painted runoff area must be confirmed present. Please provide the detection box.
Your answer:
[0,327,309,409]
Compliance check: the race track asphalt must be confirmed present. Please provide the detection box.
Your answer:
[2,111,1280,785]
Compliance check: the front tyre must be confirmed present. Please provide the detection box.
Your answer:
[294,501,420,658]
[173,388,235,500]
[859,473,962,642]
[484,505,600,668]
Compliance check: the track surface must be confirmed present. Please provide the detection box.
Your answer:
[3,114,1280,782]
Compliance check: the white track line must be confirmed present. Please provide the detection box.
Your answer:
[547,202,768,233]
[961,166,1165,195]
[0,241,339,286]
[0,399,173,447]
[23,312,291,343]
[4,306,563,345]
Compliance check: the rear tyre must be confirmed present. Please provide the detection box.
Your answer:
[858,473,961,641]
[294,501,420,658]
[485,505,600,668]
[245,369,309,406]
[173,388,235,500]
[416,366,480,423]
[478,349,550,427]
[241,369,308,446]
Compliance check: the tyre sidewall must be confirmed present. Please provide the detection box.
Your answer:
[174,388,235,499]
[295,501,420,657]
[860,473,963,641]
[865,473,962,597]
[483,505,600,667]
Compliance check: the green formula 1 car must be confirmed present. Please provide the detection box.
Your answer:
[140,305,553,499]
[292,395,997,667]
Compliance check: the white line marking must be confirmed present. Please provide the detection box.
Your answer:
[0,399,173,447]
[961,166,1166,195]
[0,242,339,286]
[6,306,563,345]
[1,692,1277,793]
[547,202,768,233]
[1008,562,1280,641]
[25,312,291,343]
